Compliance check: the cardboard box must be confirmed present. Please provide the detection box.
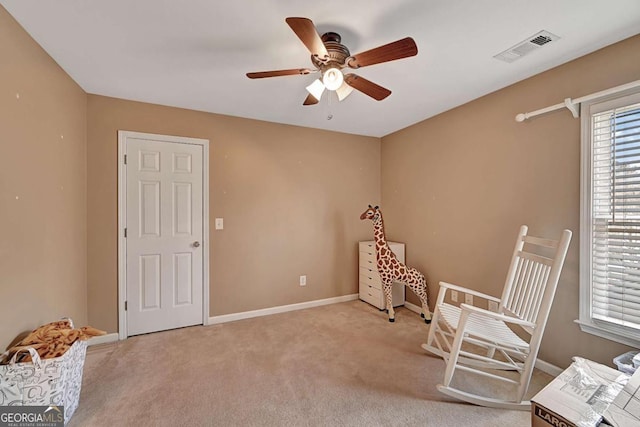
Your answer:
[603,366,640,427]
[532,358,628,427]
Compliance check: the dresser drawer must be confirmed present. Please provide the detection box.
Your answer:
[359,250,376,268]
[359,282,383,309]
[359,241,375,252]
[359,242,376,259]
[359,266,381,289]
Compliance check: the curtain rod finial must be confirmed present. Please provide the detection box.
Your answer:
[515,113,527,122]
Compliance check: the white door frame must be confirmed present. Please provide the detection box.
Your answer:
[117,130,210,340]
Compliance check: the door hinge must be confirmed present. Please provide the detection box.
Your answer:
[124,228,127,238]
[124,154,127,164]
[125,301,128,311]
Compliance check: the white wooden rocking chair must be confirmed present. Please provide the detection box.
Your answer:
[421,225,572,410]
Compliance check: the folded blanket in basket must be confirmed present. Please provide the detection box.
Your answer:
[1,318,105,364]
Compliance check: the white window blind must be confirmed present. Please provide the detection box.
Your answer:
[590,98,640,332]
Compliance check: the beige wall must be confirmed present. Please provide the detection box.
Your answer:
[87,95,380,333]
[381,35,640,368]
[0,7,87,347]
[4,0,639,369]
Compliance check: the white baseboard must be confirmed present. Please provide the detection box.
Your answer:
[403,301,434,319]
[404,301,423,315]
[87,332,119,346]
[208,294,359,325]
[534,358,563,377]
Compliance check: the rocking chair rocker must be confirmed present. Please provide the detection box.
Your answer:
[421,225,572,410]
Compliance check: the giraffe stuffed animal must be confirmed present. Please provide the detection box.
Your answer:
[360,205,432,324]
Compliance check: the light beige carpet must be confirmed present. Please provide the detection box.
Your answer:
[70,300,552,426]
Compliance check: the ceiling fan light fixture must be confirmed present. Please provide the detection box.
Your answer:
[305,79,325,101]
[336,82,354,101]
[322,67,344,91]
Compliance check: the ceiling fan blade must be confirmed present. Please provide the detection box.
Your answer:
[285,17,329,60]
[246,69,312,79]
[303,94,319,106]
[344,74,391,101]
[348,37,418,68]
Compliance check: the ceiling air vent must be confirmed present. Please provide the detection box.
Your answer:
[493,30,560,63]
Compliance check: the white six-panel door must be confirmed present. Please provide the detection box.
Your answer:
[120,132,207,337]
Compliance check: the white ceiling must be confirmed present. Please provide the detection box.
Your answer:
[2,0,639,137]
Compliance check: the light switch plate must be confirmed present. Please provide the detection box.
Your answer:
[215,218,224,230]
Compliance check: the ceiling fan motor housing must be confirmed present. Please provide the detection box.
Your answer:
[312,32,350,70]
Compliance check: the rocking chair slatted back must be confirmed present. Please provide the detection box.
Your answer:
[501,226,571,334]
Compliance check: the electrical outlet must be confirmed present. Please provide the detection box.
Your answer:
[299,275,306,286]
[451,290,458,302]
[488,301,499,312]
[464,293,474,306]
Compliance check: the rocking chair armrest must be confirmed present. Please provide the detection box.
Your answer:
[438,282,501,303]
[459,303,536,328]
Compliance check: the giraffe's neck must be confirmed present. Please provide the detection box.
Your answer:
[373,215,388,250]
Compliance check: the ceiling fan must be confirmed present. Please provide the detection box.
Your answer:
[246,17,418,105]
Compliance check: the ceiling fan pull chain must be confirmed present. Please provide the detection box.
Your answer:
[326,91,333,120]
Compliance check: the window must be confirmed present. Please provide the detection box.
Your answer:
[579,90,640,347]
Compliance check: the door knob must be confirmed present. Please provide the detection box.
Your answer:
[193,241,200,248]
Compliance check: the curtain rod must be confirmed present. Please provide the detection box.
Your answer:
[515,79,640,122]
